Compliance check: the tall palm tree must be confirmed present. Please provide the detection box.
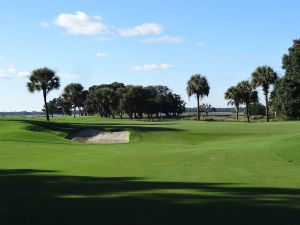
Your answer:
[63,83,84,118]
[187,74,210,121]
[237,81,258,123]
[251,66,278,122]
[224,86,241,121]
[27,67,60,121]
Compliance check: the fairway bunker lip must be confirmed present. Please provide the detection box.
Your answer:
[67,128,130,144]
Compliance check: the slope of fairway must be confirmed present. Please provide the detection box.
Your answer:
[0,117,299,225]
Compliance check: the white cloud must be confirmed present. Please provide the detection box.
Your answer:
[0,72,10,79]
[40,22,49,27]
[133,64,158,72]
[54,12,181,44]
[96,52,108,57]
[142,35,183,43]
[133,63,172,72]
[160,63,172,70]
[119,23,163,37]
[196,42,205,48]
[56,11,108,35]
[59,73,81,81]
[17,71,30,78]
[0,74,10,79]
[6,64,17,74]
[0,64,18,79]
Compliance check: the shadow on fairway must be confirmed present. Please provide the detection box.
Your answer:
[0,169,299,225]
[13,119,183,136]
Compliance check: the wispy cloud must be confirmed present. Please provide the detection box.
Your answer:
[0,64,16,79]
[0,73,11,79]
[59,72,81,81]
[0,64,29,79]
[133,63,172,72]
[17,71,30,78]
[96,52,108,57]
[119,23,163,37]
[40,22,49,28]
[0,64,81,82]
[56,11,108,36]
[142,35,183,43]
[54,11,183,45]
[160,64,172,70]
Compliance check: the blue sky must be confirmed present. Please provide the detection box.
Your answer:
[0,0,299,111]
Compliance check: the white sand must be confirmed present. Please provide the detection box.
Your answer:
[68,129,130,144]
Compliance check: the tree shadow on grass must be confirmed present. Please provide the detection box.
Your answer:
[0,169,299,225]
[11,119,183,136]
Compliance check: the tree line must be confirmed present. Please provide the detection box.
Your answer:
[26,38,300,122]
[224,67,274,123]
[224,39,300,122]
[27,73,186,121]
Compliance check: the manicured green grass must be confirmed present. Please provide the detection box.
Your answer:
[0,116,299,225]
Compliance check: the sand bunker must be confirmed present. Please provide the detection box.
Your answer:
[68,129,130,144]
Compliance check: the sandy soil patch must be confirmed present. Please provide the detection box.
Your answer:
[68,129,130,144]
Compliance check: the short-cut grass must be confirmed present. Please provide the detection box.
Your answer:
[0,117,299,225]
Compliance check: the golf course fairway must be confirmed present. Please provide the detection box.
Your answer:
[0,117,299,225]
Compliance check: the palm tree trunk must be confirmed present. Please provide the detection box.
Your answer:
[197,94,200,121]
[246,103,250,123]
[235,104,239,121]
[43,90,50,121]
[265,92,269,122]
[73,106,76,118]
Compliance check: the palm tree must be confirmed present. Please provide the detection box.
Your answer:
[237,81,258,123]
[27,67,60,121]
[251,66,278,122]
[187,74,210,121]
[62,83,84,118]
[224,86,241,121]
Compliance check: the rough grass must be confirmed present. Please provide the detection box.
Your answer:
[0,116,299,225]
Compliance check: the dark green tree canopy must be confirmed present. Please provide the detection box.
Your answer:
[237,81,258,105]
[27,67,60,94]
[63,83,84,106]
[224,85,242,121]
[224,86,241,107]
[249,103,266,116]
[251,66,278,94]
[62,83,85,117]
[282,39,300,77]
[271,76,300,118]
[237,81,258,122]
[186,74,210,98]
[272,39,300,119]
[82,83,185,119]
